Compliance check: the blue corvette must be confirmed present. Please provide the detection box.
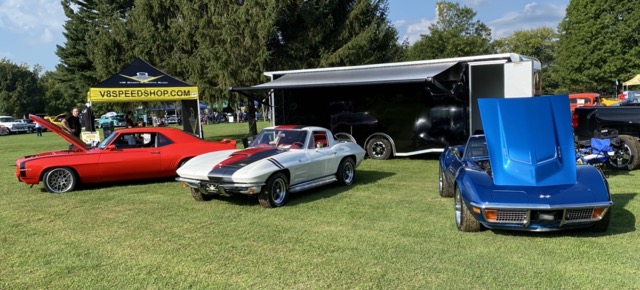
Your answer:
[439,95,612,232]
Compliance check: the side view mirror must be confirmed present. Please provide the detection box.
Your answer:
[449,147,460,158]
[106,145,117,151]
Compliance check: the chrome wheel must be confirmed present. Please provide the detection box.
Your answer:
[337,158,355,185]
[270,178,287,205]
[258,173,289,208]
[43,167,77,193]
[454,188,462,226]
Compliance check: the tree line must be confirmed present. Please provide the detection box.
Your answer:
[1,0,638,119]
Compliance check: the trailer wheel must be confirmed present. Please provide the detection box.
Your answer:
[366,137,392,160]
[609,135,640,170]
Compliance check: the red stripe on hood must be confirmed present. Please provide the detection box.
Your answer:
[212,147,274,170]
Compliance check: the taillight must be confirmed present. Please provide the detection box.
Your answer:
[571,113,578,129]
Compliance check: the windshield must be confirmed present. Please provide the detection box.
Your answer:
[464,136,489,159]
[97,131,118,149]
[251,129,308,149]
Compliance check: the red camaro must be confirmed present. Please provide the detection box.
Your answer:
[15,115,237,193]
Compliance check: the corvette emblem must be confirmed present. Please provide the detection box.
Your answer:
[539,194,551,199]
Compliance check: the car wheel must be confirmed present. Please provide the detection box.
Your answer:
[454,187,481,232]
[258,172,288,208]
[609,135,640,170]
[591,208,611,232]
[43,167,77,194]
[336,157,355,185]
[366,137,392,160]
[439,167,454,198]
[191,188,213,201]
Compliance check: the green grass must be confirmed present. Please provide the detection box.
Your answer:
[1,123,639,289]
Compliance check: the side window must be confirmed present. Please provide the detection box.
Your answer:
[113,133,139,148]
[312,131,328,149]
[157,133,173,147]
[140,133,155,147]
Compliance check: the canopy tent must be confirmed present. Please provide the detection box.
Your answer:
[87,58,202,137]
[623,74,640,88]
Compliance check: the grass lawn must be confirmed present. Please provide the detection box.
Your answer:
[1,122,638,289]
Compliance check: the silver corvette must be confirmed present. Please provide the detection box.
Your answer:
[177,125,366,207]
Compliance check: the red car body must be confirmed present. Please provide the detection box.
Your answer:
[15,114,236,193]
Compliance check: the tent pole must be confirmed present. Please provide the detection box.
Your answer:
[196,99,203,138]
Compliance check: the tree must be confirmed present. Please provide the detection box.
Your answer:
[268,0,400,70]
[405,1,494,61]
[0,59,45,117]
[555,0,640,93]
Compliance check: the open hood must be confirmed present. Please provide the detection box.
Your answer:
[477,95,576,186]
[29,114,89,151]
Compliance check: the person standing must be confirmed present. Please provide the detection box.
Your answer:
[125,111,135,128]
[61,107,82,138]
[35,122,43,137]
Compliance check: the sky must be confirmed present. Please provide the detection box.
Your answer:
[0,0,568,73]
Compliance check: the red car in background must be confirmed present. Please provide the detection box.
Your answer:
[16,115,236,193]
[569,93,601,112]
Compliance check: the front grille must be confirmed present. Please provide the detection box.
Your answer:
[566,209,594,221]
[496,210,527,223]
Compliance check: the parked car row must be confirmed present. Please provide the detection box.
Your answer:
[13,96,614,233]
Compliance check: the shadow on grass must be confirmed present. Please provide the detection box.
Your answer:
[489,193,636,238]
[286,170,395,207]
[34,178,179,194]
[188,169,395,208]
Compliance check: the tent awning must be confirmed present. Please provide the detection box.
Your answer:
[88,58,198,103]
[623,74,640,87]
[230,61,458,91]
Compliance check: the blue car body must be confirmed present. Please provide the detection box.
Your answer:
[439,95,612,232]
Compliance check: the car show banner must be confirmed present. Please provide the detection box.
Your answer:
[88,58,198,103]
[87,58,202,138]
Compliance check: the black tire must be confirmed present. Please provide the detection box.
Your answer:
[591,208,611,232]
[454,187,481,232]
[336,157,355,185]
[609,135,640,170]
[439,167,454,198]
[258,172,289,208]
[366,137,392,160]
[43,167,77,193]
[191,188,213,201]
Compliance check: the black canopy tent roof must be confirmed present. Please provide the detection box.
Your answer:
[87,58,202,137]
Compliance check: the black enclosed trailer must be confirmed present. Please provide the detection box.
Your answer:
[231,53,541,159]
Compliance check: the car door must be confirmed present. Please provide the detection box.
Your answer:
[97,132,162,182]
[306,131,337,178]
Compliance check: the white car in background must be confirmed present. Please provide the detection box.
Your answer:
[0,116,29,134]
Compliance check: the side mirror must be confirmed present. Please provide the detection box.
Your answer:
[106,145,117,151]
[449,147,460,158]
